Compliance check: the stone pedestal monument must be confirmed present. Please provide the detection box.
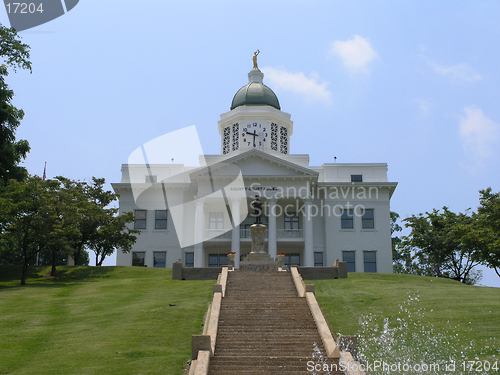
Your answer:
[240,195,280,271]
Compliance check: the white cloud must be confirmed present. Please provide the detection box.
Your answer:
[459,106,499,160]
[428,60,482,83]
[414,98,431,118]
[329,35,378,73]
[261,67,332,105]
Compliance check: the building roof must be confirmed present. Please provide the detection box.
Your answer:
[230,68,280,110]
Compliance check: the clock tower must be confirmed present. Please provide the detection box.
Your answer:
[218,59,293,157]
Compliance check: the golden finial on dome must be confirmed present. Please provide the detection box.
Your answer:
[253,50,260,69]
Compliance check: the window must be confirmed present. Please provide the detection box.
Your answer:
[351,175,363,182]
[271,122,278,151]
[364,251,377,273]
[232,123,239,151]
[145,175,157,183]
[219,255,228,266]
[154,252,166,268]
[209,212,224,230]
[134,210,147,230]
[223,126,231,154]
[341,208,354,229]
[155,210,168,229]
[362,209,374,229]
[284,253,300,269]
[185,252,194,267]
[284,212,299,230]
[208,254,228,267]
[132,252,145,267]
[280,126,288,154]
[343,251,356,273]
[208,254,218,267]
[314,252,324,267]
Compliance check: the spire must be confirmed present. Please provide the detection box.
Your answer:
[230,51,280,110]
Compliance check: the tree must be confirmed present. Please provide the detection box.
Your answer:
[0,177,49,285]
[43,178,80,276]
[446,211,483,284]
[57,176,138,266]
[0,176,130,284]
[475,188,500,277]
[400,208,451,277]
[391,211,409,273]
[399,207,481,284]
[61,177,120,265]
[0,24,31,185]
[88,211,138,266]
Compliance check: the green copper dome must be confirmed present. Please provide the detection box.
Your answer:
[230,68,281,110]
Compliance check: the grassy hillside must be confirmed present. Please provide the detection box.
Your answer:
[0,266,213,375]
[1,268,499,374]
[311,273,500,372]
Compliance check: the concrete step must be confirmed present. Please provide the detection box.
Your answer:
[208,356,344,375]
[207,271,344,374]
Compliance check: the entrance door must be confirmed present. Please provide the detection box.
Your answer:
[284,253,300,270]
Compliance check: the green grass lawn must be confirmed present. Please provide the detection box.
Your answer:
[1,268,499,374]
[310,273,500,373]
[0,266,213,375]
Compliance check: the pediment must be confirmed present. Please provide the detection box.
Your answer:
[190,150,318,179]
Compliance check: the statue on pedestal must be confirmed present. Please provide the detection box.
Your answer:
[251,195,263,224]
[249,195,266,254]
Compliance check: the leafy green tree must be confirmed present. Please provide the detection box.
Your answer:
[0,25,31,185]
[400,208,450,277]
[57,176,138,266]
[89,211,138,266]
[61,177,120,265]
[447,211,483,284]
[0,176,131,284]
[43,178,81,276]
[0,176,48,285]
[392,211,411,273]
[400,207,481,284]
[475,188,500,277]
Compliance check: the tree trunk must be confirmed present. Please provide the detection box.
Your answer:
[51,249,57,277]
[74,245,82,266]
[21,261,28,286]
[97,253,106,267]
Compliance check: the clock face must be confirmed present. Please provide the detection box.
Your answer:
[241,122,268,149]
[221,121,288,155]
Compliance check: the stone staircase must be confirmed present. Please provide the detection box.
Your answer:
[207,271,344,374]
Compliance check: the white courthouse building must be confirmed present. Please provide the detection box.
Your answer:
[113,63,397,273]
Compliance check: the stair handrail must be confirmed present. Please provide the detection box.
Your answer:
[189,267,228,375]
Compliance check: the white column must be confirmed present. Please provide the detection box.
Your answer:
[268,197,277,259]
[194,199,205,267]
[231,197,241,269]
[304,198,314,267]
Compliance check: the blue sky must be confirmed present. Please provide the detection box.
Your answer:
[2,1,499,286]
